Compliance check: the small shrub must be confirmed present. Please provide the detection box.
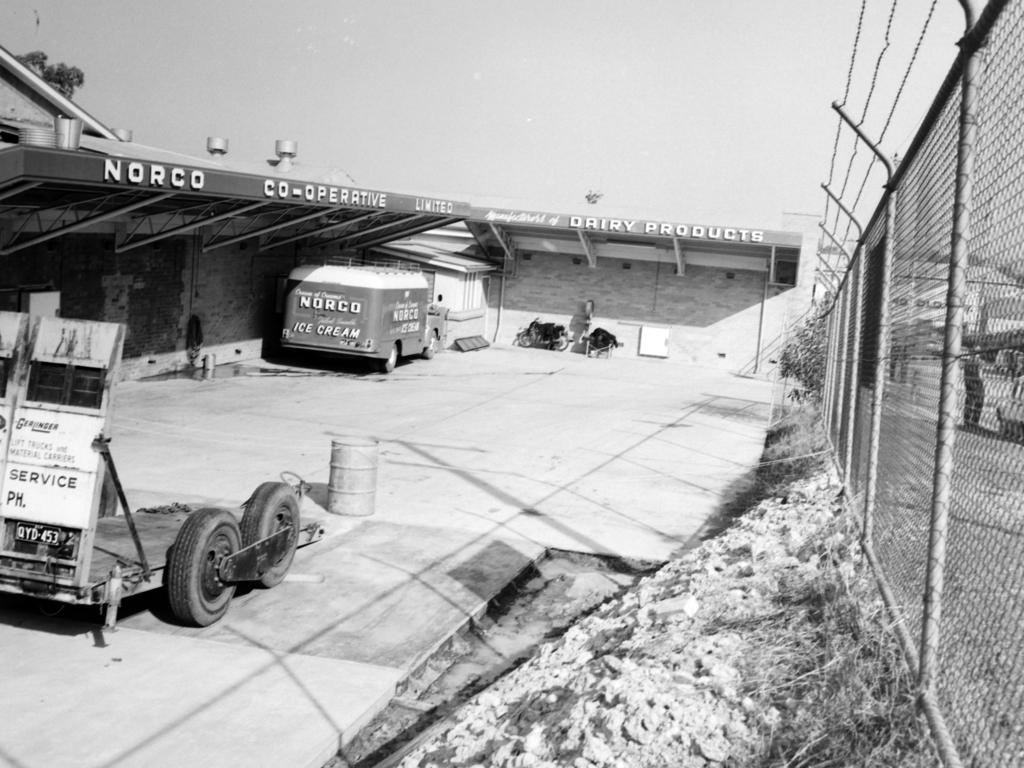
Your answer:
[779,305,828,403]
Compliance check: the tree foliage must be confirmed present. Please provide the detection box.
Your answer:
[779,303,828,403]
[16,50,85,100]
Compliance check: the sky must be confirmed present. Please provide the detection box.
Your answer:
[2,1,968,231]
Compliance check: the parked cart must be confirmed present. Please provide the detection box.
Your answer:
[0,312,323,628]
[584,327,621,359]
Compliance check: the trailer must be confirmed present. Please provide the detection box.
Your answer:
[280,263,445,372]
[0,312,323,628]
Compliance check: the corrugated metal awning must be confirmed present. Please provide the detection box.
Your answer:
[373,242,495,274]
[0,143,469,256]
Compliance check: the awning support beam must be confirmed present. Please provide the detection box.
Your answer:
[352,216,460,250]
[201,206,334,253]
[1,192,176,255]
[672,237,686,276]
[263,211,378,249]
[319,213,430,249]
[116,201,270,253]
[0,181,41,204]
[3,189,155,244]
[576,230,597,268]
[488,223,518,277]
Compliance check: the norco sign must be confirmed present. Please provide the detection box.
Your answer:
[103,159,205,190]
[90,155,469,214]
[298,295,362,314]
[569,215,764,243]
[264,180,388,208]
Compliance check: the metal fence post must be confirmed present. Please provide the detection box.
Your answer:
[832,104,895,554]
[817,225,854,438]
[821,185,864,487]
[913,4,983,766]
[830,296,843,439]
[822,2,1019,763]
[846,253,864,493]
[825,298,838,426]
[835,273,850,462]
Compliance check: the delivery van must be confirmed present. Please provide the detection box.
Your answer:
[280,264,444,372]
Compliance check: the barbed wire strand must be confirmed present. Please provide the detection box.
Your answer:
[841,0,940,246]
[836,0,901,222]
[858,0,901,126]
[826,0,868,234]
[828,0,868,181]
[879,0,939,141]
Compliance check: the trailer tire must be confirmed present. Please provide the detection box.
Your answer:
[381,343,399,373]
[167,508,241,627]
[422,330,439,360]
[240,481,300,588]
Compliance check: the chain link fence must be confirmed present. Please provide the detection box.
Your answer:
[820,1,1024,765]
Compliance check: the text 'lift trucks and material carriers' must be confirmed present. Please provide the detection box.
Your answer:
[280,264,445,372]
[0,312,324,628]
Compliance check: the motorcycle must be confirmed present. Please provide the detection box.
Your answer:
[515,318,570,351]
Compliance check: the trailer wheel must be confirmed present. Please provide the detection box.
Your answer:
[167,508,241,627]
[422,330,439,360]
[240,481,300,588]
[381,343,399,373]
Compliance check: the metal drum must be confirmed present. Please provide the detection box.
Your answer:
[327,437,379,516]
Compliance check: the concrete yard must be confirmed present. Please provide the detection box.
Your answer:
[0,345,773,768]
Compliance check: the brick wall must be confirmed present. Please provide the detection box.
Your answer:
[2,234,186,362]
[490,252,801,369]
[1,226,814,377]
[0,249,62,298]
[189,244,295,346]
[1,231,304,380]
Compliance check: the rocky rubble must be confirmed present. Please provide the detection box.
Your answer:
[397,472,849,768]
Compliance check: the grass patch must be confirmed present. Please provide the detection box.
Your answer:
[712,405,831,529]
[740,518,937,766]
[757,405,830,498]
[735,404,939,767]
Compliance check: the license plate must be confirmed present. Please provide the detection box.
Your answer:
[14,522,63,546]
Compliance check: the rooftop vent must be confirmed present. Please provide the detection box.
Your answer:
[275,139,297,172]
[207,136,229,156]
[54,116,83,150]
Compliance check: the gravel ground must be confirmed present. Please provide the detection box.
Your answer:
[382,470,887,768]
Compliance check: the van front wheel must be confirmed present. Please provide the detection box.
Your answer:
[381,343,399,373]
